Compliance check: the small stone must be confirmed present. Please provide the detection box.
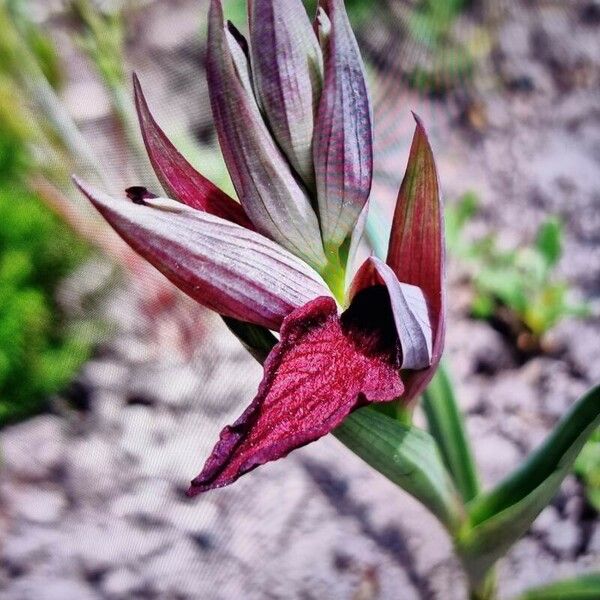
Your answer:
[7,576,100,600]
[63,80,111,122]
[0,416,65,480]
[127,363,203,409]
[3,485,68,525]
[70,520,175,573]
[546,519,581,558]
[532,506,560,535]
[165,499,219,535]
[102,567,143,597]
[587,523,600,553]
[64,434,118,501]
[109,479,174,521]
[473,432,521,487]
[81,359,130,391]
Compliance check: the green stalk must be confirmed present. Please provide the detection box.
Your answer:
[422,361,480,502]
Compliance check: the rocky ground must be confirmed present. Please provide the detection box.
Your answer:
[1,1,599,598]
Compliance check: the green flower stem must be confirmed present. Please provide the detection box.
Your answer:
[320,246,347,305]
[469,570,498,600]
[422,362,481,502]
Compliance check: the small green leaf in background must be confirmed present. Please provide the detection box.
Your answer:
[535,217,562,268]
[518,572,600,600]
[574,427,600,512]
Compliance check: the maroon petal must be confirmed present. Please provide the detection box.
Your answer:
[349,256,432,370]
[132,74,252,229]
[250,0,323,188]
[188,295,404,494]
[74,177,330,331]
[386,115,445,399]
[313,0,373,249]
[207,0,327,271]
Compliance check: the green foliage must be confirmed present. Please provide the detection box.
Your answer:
[0,11,93,425]
[422,363,480,502]
[71,0,125,88]
[5,0,63,89]
[458,384,600,586]
[405,0,486,94]
[447,193,590,341]
[518,572,600,600]
[334,406,466,534]
[224,0,371,29]
[574,428,600,512]
[0,183,92,426]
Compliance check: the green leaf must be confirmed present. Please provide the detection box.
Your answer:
[222,317,277,364]
[518,572,600,600]
[574,427,600,512]
[535,217,563,268]
[457,384,600,585]
[422,362,480,502]
[334,405,466,534]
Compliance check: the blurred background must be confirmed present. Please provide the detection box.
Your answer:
[0,0,598,598]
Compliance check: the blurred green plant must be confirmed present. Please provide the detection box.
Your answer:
[517,572,600,599]
[0,1,95,426]
[224,0,371,28]
[4,0,63,89]
[0,183,93,426]
[574,428,600,513]
[446,192,590,353]
[407,0,475,92]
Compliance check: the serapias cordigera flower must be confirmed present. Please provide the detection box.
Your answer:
[73,0,444,495]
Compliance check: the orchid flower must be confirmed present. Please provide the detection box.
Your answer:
[74,0,444,496]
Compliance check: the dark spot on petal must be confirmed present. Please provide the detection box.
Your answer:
[125,186,156,205]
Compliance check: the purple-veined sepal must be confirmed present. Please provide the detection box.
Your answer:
[349,257,432,371]
[249,0,323,189]
[386,115,445,399]
[74,177,331,331]
[207,0,327,272]
[132,74,252,229]
[313,0,373,250]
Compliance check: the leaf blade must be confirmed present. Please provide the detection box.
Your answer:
[518,573,600,600]
[458,384,600,585]
[422,362,480,502]
[334,406,465,533]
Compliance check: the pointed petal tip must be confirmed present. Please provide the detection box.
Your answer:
[410,110,422,126]
[72,175,98,203]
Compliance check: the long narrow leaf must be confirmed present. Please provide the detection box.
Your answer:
[458,384,600,585]
[422,362,480,502]
[518,573,600,600]
[334,406,465,534]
